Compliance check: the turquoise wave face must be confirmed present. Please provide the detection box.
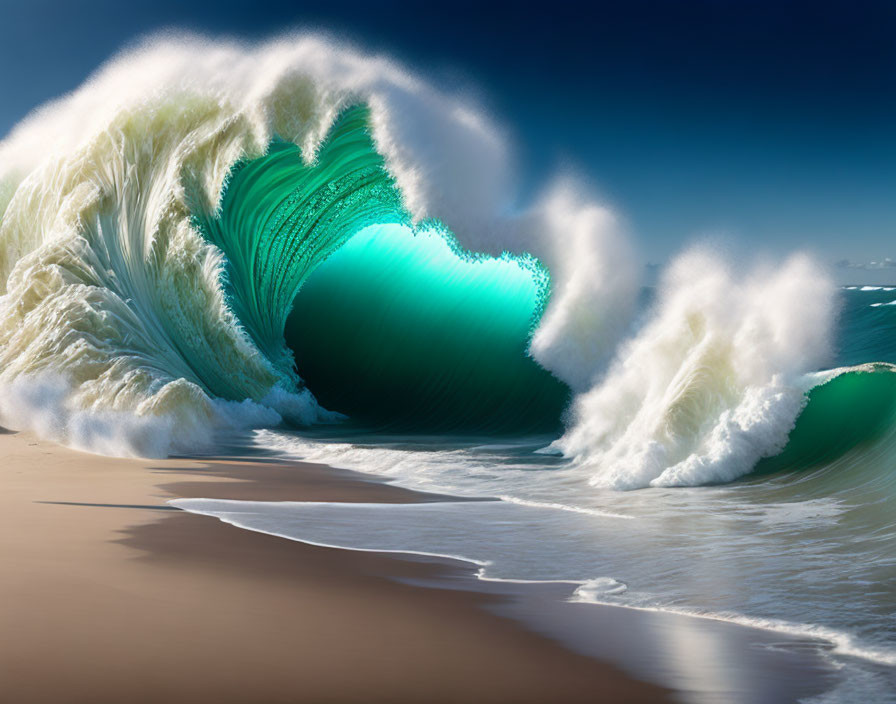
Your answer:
[193,105,569,432]
[192,106,407,382]
[755,364,896,475]
[751,289,896,483]
[287,224,569,432]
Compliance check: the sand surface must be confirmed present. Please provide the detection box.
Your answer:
[0,429,669,703]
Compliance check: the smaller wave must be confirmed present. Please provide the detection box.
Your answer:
[552,249,836,489]
[754,362,896,475]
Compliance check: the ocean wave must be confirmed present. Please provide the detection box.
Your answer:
[0,33,635,455]
[1,33,891,491]
[551,249,837,489]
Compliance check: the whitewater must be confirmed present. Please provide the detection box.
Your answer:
[1,33,895,702]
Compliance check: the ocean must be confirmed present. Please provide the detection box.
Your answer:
[177,286,896,701]
[0,35,894,702]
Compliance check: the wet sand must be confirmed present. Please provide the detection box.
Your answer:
[0,429,669,703]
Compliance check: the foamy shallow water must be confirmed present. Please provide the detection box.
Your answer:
[171,415,896,703]
[171,485,896,703]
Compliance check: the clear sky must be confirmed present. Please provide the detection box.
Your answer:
[2,0,895,282]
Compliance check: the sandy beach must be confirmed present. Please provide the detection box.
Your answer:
[0,429,671,703]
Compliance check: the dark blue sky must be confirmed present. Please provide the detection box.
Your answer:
[2,0,895,279]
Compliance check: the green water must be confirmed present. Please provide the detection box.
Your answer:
[286,224,570,432]
[755,364,896,474]
[193,105,569,431]
[193,106,405,375]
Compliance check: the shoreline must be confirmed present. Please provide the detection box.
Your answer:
[168,467,845,704]
[0,428,845,703]
[0,429,670,703]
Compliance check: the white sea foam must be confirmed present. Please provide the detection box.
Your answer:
[551,249,836,489]
[252,427,482,494]
[0,373,302,457]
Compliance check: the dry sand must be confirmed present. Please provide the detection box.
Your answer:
[0,429,669,703]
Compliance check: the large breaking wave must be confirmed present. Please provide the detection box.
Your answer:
[0,34,634,456]
[0,33,889,490]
